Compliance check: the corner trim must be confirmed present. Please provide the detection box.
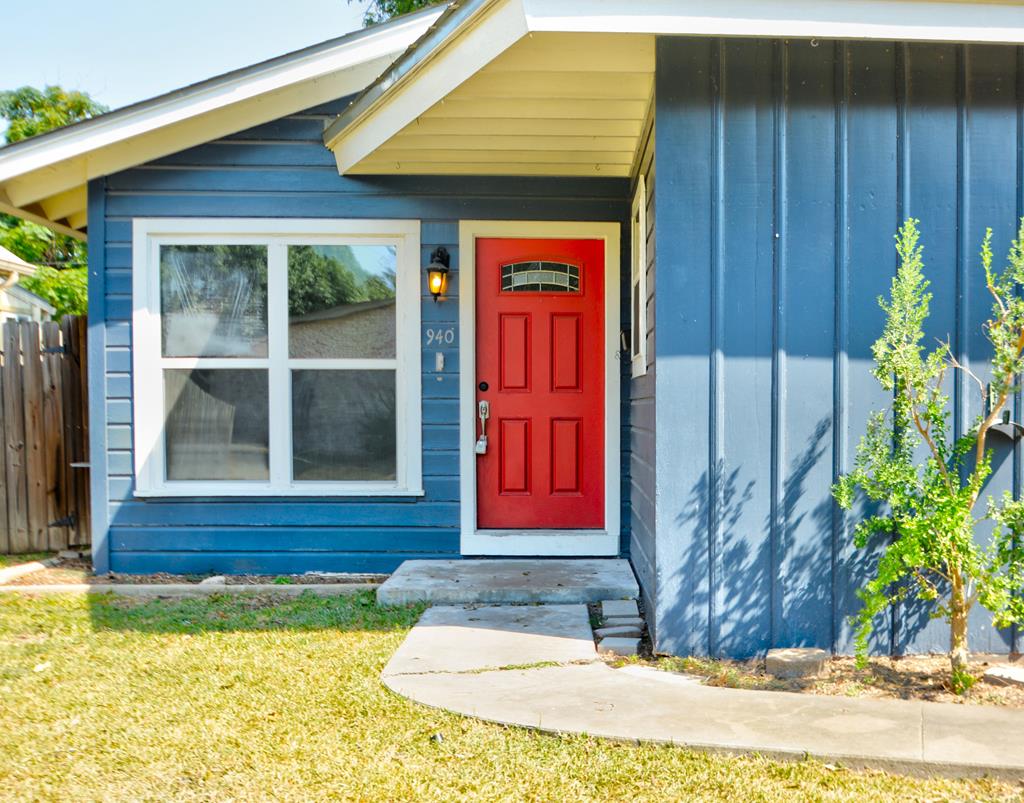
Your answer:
[86,178,110,573]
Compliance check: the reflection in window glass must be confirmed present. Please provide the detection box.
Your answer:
[291,370,396,481]
[288,244,397,359]
[160,245,268,357]
[164,369,269,480]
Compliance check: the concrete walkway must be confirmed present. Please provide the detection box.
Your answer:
[383,604,1024,780]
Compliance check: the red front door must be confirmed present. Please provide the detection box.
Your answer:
[475,237,604,529]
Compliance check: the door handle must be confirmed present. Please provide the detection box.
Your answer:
[475,400,490,455]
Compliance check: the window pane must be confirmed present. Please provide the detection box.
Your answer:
[292,370,396,481]
[500,261,580,293]
[164,369,269,481]
[161,245,268,357]
[288,245,397,358]
[632,281,641,358]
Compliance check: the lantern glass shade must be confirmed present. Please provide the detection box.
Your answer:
[427,265,448,298]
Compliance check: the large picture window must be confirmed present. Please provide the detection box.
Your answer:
[132,219,422,496]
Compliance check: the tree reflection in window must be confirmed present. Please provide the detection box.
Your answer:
[287,245,397,359]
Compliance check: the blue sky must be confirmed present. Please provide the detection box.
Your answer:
[1,0,370,114]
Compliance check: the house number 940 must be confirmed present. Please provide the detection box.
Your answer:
[425,327,456,347]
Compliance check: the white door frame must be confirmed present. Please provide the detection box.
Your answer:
[458,220,621,556]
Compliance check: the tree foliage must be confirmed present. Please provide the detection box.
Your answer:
[0,85,106,145]
[20,266,88,321]
[355,0,438,25]
[834,218,1024,691]
[0,219,88,319]
[0,85,105,319]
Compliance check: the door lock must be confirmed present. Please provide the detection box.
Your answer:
[475,400,490,455]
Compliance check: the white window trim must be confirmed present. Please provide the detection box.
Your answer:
[630,174,648,379]
[458,220,621,557]
[131,217,422,497]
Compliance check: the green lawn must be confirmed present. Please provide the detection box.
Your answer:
[0,593,1018,802]
[0,552,52,569]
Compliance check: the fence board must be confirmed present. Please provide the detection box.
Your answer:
[42,323,68,549]
[3,322,29,552]
[0,363,7,554]
[21,321,47,549]
[0,317,90,553]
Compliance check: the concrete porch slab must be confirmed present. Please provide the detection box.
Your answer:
[376,559,638,606]
[383,604,596,676]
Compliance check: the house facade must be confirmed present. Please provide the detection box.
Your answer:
[1,0,1023,658]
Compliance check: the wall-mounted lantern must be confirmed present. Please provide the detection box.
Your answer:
[426,247,450,302]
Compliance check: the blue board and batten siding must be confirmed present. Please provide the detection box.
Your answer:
[90,97,631,575]
[653,37,1022,658]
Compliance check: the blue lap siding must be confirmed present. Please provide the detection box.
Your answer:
[91,98,630,575]
[652,37,1022,658]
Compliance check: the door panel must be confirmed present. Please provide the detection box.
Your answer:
[475,237,604,529]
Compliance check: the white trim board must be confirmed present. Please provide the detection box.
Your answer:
[458,220,621,557]
[131,217,422,498]
[0,7,442,234]
[523,0,1024,42]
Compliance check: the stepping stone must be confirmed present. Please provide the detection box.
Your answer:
[597,637,640,656]
[984,664,1024,688]
[601,599,639,619]
[603,616,644,628]
[594,625,642,639]
[766,647,829,679]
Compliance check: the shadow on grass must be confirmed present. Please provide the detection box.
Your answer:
[85,588,426,635]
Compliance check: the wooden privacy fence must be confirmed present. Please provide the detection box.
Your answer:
[0,317,89,553]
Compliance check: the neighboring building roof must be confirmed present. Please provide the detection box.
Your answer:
[291,298,396,324]
[324,0,1024,177]
[0,5,445,239]
[0,245,38,277]
[6,284,56,317]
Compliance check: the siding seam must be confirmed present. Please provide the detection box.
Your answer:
[832,40,850,656]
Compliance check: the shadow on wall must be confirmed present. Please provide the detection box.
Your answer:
[666,416,895,659]
[663,409,1021,659]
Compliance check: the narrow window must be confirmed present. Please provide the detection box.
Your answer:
[630,174,648,378]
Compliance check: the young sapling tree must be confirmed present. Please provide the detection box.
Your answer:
[834,218,1024,692]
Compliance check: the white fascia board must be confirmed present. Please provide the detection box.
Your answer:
[329,0,529,174]
[4,55,395,211]
[523,0,1024,44]
[0,8,442,187]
